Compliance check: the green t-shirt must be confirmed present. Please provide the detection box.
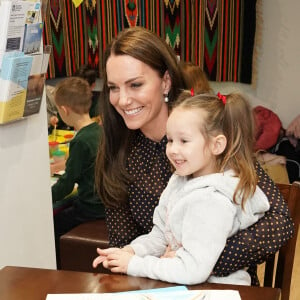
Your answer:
[52,122,104,218]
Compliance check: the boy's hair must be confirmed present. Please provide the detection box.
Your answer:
[173,91,257,207]
[54,77,92,114]
[74,64,97,86]
[179,61,212,94]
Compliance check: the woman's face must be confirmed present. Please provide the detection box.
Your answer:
[106,54,170,140]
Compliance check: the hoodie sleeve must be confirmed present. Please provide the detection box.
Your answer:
[238,186,270,230]
[127,189,236,285]
[129,176,175,257]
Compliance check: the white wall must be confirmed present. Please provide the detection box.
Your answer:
[0,94,56,269]
[211,0,300,129]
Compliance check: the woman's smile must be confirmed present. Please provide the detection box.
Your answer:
[124,106,144,116]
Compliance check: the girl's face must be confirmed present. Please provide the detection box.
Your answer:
[106,54,170,141]
[166,107,217,178]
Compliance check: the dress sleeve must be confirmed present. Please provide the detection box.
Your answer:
[105,204,144,248]
[130,193,169,258]
[212,162,294,279]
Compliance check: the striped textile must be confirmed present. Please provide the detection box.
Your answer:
[43,0,256,83]
[164,0,181,55]
[182,0,257,83]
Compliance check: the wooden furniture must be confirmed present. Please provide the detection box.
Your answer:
[263,181,300,300]
[0,266,281,300]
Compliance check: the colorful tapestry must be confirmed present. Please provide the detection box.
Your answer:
[43,0,256,83]
[164,0,181,56]
[182,0,257,83]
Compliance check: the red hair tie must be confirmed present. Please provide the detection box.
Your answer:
[190,88,194,96]
[217,92,226,105]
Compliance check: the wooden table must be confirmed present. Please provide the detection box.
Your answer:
[0,266,281,300]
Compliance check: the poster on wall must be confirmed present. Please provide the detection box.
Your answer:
[0,0,51,125]
[0,52,33,124]
[23,45,51,117]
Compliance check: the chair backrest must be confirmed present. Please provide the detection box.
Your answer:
[263,181,300,300]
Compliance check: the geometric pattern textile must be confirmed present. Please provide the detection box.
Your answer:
[181,0,257,83]
[164,0,181,56]
[43,0,256,83]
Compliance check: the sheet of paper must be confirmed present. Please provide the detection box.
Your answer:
[46,289,241,300]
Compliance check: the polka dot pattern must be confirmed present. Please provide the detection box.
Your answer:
[105,132,294,285]
[105,131,172,247]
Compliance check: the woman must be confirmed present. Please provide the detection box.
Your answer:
[95,26,294,284]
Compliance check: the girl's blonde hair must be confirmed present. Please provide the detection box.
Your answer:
[174,91,257,207]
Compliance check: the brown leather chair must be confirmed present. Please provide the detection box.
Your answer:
[60,219,110,273]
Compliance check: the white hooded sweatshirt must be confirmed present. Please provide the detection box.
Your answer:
[127,170,270,285]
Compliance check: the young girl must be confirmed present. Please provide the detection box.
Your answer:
[93,91,270,285]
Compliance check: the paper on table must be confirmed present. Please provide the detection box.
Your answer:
[46,286,187,300]
[46,289,241,300]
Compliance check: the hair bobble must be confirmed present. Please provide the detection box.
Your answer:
[217,92,226,105]
[190,88,194,96]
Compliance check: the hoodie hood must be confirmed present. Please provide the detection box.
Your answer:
[175,170,270,230]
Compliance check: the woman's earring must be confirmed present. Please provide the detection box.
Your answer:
[164,94,169,103]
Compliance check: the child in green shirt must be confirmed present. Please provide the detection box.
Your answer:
[52,77,105,268]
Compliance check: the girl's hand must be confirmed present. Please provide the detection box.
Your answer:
[92,247,119,269]
[92,246,135,269]
[121,245,135,254]
[105,248,134,274]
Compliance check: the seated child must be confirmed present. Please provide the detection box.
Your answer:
[52,77,105,268]
[47,65,100,133]
[46,84,72,133]
[179,61,213,94]
[92,91,270,285]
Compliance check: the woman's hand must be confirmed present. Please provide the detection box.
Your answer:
[160,245,176,258]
